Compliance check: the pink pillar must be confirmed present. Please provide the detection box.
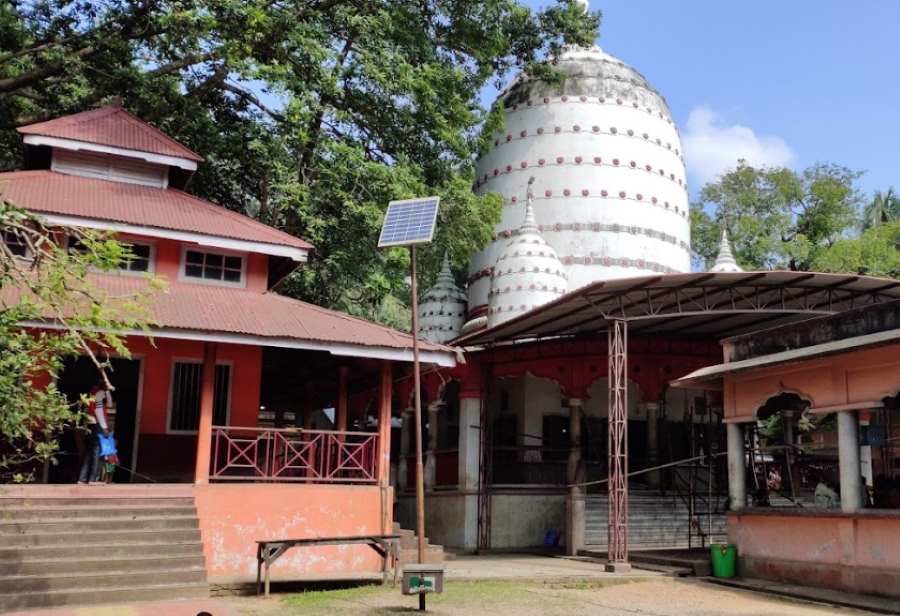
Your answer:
[194,342,217,485]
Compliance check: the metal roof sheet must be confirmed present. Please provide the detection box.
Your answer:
[18,106,203,162]
[0,170,311,251]
[4,274,456,366]
[454,271,900,347]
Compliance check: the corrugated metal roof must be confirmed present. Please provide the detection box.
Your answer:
[18,106,203,162]
[3,274,456,365]
[0,170,311,251]
[454,271,900,346]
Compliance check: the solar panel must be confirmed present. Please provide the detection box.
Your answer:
[377,197,441,248]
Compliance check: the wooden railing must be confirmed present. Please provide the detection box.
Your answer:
[210,426,378,484]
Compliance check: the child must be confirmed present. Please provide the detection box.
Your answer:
[77,378,115,484]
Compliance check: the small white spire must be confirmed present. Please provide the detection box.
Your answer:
[709,227,743,273]
[437,251,453,282]
[574,0,590,13]
[522,177,538,231]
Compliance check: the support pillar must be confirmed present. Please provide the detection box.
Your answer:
[336,365,349,432]
[837,410,862,513]
[425,404,439,490]
[606,319,630,571]
[566,398,585,557]
[398,407,413,492]
[726,422,747,511]
[645,402,660,489]
[377,360,393,534]
[194,342,217,485]
[459,395,482,550]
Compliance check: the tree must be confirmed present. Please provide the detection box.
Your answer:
[862,188,900,230]
[691,160,863,271]
[0,201,157,481]
[811,220,900,278]
[0,1,601,325]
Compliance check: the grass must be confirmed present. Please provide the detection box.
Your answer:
[274,577,652,615]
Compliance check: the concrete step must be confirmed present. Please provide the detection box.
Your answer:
[1,554,206,576]
[1,527,201,547]
[0,505,197,521]
[0,515,199,534]
[0,567,206,594]
[0,540,204,562]
[630,562,693,577]
[0,582,209,612]
[0,497,195,508]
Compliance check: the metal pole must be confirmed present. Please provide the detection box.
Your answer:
[606,319,629,571]
[410,245,426,564]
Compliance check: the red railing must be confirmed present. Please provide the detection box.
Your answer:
[211,426,378,483]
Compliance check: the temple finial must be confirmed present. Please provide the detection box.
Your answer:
[522,177,538,231]
[709,226,743,273]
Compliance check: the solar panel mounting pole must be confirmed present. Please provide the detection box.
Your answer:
[376,196,440,591]
[410,244,427,568]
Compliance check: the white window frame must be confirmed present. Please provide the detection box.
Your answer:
[178,245,247,288]
[65,235,156,276]
[165,357,234,435]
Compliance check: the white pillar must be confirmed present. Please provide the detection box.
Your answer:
[837,410,862,512]
[645,402,660,488]
[566,399,585,556]
[727,422,746,511]
[425,404,439,491]
[398,408,412,492]
[458,396,481,550]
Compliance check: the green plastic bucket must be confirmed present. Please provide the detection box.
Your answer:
[710,543,737,578]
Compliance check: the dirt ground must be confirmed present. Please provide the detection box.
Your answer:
[229,577,881,616]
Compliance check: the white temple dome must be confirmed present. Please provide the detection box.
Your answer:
[488,180,568,328]
[709,228,743,273]
[466,43,690,328]
[418,253,468,343]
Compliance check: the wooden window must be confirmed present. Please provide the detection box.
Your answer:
[184,249,244,284]
[168,361,232,432]
[2,230,28,258]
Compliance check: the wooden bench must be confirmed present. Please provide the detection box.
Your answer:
[256,534,401,596]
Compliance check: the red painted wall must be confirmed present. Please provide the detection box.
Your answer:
[193,484,391,579]
[120,234,269,292]
[127,336,262,479]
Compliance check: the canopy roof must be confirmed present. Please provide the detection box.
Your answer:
[454,271,900,347]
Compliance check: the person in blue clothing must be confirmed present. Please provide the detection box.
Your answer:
[77,378,114,484]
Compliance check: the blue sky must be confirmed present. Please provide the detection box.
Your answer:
[514,1,900,199]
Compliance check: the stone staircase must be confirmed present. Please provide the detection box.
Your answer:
[0,486,208,612]
[393,523,445,565]
[582,491,728,551]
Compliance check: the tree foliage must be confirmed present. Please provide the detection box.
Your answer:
[811,220,900,278]
[862,187,900,231]
[691,160,863,271]
[1,0,601,324]
[0,201,157,481]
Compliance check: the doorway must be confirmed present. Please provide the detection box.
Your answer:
[52,356,142,483]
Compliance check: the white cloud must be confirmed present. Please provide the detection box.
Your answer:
[682,105,795,185]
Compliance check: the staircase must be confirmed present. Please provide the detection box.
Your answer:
[0,485,208,612]
[583,491,727,551]
[393,523,445,565]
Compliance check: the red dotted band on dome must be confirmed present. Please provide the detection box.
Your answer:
[484,190,689,219]
[490,222,690,252]
[504,95,676,128]
[484,124,683,160]
[475,157,688,192]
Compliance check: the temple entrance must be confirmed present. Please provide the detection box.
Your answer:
[51,356,142,483]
